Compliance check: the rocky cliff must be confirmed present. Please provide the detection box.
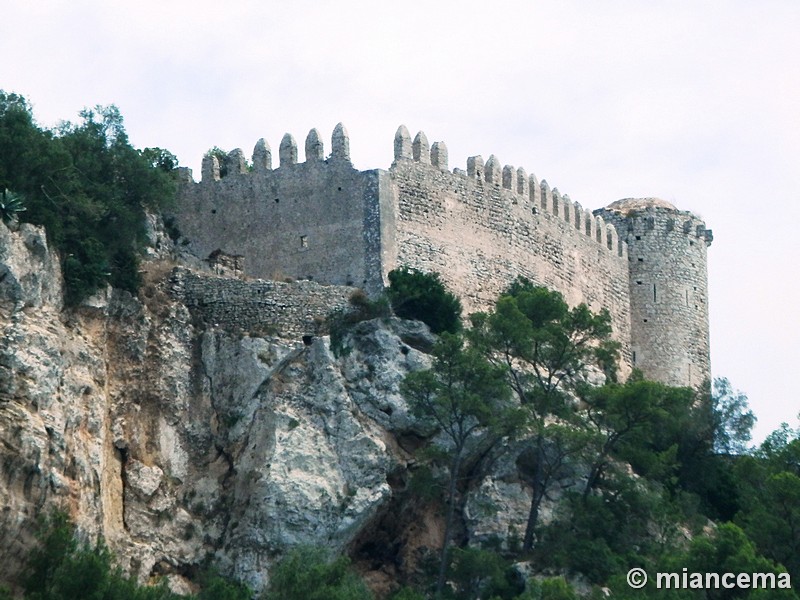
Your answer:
[0,221,553,595]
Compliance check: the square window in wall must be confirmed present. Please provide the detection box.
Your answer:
[300,235,308,248]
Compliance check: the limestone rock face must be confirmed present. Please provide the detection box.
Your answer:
[0,220,432,593]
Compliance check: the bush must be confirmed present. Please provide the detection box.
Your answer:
[387,267,462,334]
[446,547,523,599]
[0,188,26,225]
[20,511,185,600]
[525,577,578,600]
[16,511,250,600]
[267,546,372,600]
[195,571,252,600]
[328,290,391,356]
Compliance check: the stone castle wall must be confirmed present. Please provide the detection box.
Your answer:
[170,124,714,387]
[170,267,355,339]
[389,127,632,365]
[172,125,392,297]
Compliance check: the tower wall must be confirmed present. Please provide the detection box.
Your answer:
[598,201,712,388]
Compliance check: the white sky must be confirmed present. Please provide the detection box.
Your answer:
[3,0,798,443]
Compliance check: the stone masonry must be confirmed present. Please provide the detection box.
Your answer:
[170,267,355,339]
[170,125,713,388]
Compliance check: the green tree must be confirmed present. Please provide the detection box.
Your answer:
[469,278,619,551]
[402,333,516,599]
[0,92,177,304]
[736,422,800,582]
[204,147,229,178]
[513,423,595,552]
[707,378,756,455]
[661,377,755,522]
[679,523,795,600]
[387,267,462,334]
[580,374,696,494]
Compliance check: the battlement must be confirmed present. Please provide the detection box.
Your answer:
[392,126,627,260]
[197,124,354,184]
[601,198,714,247]
[170,123,713,388]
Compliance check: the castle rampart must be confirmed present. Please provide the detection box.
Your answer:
[174,124,393,297]
[171,124,713,387]
[388,130,632,366]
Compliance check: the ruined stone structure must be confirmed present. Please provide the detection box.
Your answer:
[171,267,354,339]
[171,125,712,388]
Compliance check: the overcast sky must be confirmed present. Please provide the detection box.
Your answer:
[3,0,798,443]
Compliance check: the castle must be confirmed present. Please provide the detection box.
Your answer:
[171,124,712,389]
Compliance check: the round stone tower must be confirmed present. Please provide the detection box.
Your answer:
[596,199,713,389]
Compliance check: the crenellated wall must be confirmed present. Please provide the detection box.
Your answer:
[173,124,393,297]
[170,124,715,387]
[390,126,632,366]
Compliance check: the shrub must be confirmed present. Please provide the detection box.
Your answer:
[526,577,579,600]
[268,546,373,600]
[17,511,250,600]
[387,267,462,334]
[195,571,252,600]
[0,188,26,225]
[20,511,185,599]
[328,290,391,356]
[446,546,523,599]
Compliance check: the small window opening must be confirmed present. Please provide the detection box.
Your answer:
[638,257,644,262]
[653,284,657,302]
[689,241,694,246]
[302,335,313,346]
[635,235,641,241]
[300,235,308,248]
[636,281,642,285]
[632,351,637,364]
[337,186,342,191]
[211,209,217,214]
[274,198,280,204]
[643,319,648,323]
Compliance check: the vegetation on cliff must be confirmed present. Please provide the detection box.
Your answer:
[0,91,177,304]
